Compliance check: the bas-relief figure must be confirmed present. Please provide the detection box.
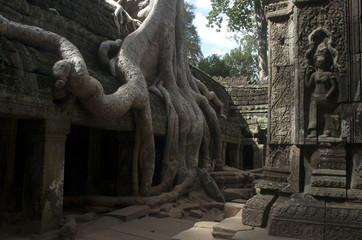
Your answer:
[304,30,340,140]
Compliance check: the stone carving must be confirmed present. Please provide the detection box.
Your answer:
[264,2,292,20]
[269,20,293,145]
[354,103,362,143]
[306,144,347,198]
[324,202,362,240]
[242,194,277,227]
[351,150,362,190]
[348,149,362,200]
[268,195,325,240]
[266,146,290,169]
[304,29,340,140]
[256,145,300,193]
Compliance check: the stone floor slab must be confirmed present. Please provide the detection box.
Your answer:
[107,216,195,240]
[213,216,252,240]
[232,228,298,240]
[106,205,150,222]
[78,229,148,240]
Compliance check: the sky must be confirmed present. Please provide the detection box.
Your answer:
[186,0,239,57]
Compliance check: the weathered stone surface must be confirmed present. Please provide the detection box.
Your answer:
[243,1,362,239]
[267,195,325,240]
[324,202,362,240]
[106,205,150,222]
[305,145,347,198]
[242,194,277,227]
[171,226,216,240]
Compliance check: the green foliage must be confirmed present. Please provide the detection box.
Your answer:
[206,0,262,80]
[198,54,231,78]
[207,0,255,32]
[184,3,203,66]
[223,32,257,79]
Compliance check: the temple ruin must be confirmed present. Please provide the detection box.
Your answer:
[0,0,361,239]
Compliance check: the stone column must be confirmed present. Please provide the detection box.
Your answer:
[252,144,263,169]
[22,120,70,233]
[243,0,299,227]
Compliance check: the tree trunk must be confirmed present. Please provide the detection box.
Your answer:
[255,0,268,81]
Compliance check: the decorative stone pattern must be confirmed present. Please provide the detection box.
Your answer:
[265,1,292,20]
[306,144,347,198]
[325,202,362,240]
[242,194,277,227]
[268,195,325,240]
[348,147,362,200]
[269,19,294,145]
[297,0,348,142]
[256,145,299,193]
[244,1,362,239]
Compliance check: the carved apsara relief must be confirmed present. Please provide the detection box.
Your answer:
[304,28,341,141]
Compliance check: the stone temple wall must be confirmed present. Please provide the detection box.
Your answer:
[242,0,362,239]
[215,76,268,169]
[216,76,268,134]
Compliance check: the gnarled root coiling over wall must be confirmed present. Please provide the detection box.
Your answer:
[0,0,224,203]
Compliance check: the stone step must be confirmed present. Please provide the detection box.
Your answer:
[106,205,150,222]
[171,221,218,240]
[212,217,252,240]
[223,202,245,218]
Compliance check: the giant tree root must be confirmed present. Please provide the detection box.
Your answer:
[0,0,224,200]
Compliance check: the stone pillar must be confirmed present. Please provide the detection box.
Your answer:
[22,120,70,233]
[252,144,263,169]
[243,0,299,227]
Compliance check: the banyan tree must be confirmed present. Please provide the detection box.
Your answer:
[0,0,225,206]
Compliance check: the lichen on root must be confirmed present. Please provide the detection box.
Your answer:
[0,0,224,206]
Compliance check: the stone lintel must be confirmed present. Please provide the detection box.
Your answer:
[264,1,293,21]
